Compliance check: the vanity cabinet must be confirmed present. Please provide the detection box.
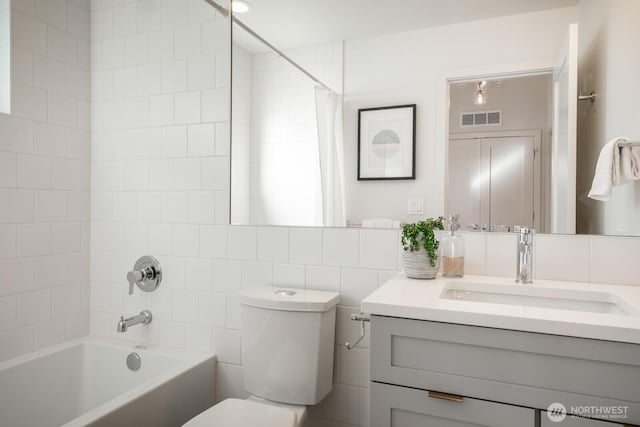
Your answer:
[541,416,627,427]
[370,315,640,427]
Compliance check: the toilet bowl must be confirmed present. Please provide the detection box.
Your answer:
[183,396,306,427]
[182,286,340,427]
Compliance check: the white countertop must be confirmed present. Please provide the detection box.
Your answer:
[361,273,640,344]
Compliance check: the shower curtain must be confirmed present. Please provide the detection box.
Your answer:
[314,86,346,227]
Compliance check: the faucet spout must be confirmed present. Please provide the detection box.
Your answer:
[514,226,535,284]
[117,310,152,333]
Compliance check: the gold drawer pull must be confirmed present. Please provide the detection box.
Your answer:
[428,390,464,403]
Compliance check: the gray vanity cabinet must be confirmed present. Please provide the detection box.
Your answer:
[369,315,640,427]
[371,382,535,427]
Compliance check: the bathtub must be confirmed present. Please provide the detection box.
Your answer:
[0,336,216,427]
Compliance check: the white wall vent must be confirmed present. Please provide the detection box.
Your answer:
[460,110,502,127]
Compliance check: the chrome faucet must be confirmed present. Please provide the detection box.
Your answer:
[117,310,152,333]
[514,226,534,284]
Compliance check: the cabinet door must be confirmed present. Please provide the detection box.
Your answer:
[371,382,535,427]
[541,413,627,426]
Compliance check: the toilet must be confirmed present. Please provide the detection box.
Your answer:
[184,286,341,427]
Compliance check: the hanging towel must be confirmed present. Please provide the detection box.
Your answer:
[621,145,640,181]
[588,137,630,201]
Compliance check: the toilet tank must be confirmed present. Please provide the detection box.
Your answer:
[239,287,340,405]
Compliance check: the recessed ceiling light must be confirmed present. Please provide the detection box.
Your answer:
[232,0,251,13]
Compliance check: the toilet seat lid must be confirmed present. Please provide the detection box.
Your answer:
[183,398,297,427]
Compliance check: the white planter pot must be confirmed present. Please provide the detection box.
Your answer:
[402,249,440,279]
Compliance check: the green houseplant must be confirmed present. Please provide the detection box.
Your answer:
[401,217,444,279]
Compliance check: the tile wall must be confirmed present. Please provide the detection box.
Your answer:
[0,0,91,363]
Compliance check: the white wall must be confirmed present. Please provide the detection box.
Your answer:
[0,0,10,113]
[576,0,640,236]
[0,0,91,363]
[343,7,576,224]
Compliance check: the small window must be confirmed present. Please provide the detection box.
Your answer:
[0,0,9,114]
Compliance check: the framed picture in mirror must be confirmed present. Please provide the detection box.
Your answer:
[357,104,416,180]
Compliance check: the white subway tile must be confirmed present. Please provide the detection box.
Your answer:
[12,11,46,54]
[157,319,185,348]
[149,94,174,127]
[11,82,47,121]
[35,0,67,29]
[175,91,202,124]
[459,232,486,275]
[172,224,199,257]
[534,234,589,282]
[0,225,17,259]
[52,222,82,253]
[48,26,78,65]
[174,24,201,59]
[201,156,229,191]
[214,122,230,156]
[48,91,79,128]
[197,292,226,326]
[124,34,149,66]
[228,226,257,260]
[67,311,90,340]
[323,229,359,267]
[340,268,378,307]
[0,258,34,296]
[34,55,67,93]
[172,289,198,322]
[257,226,288,263]
[185,323,211,352]
[289,227,322,265]
[306,265,340,293]
[590,236,640,286]
[202,19,228,55]
[186,257,213,292]
[199,225,228,259]
[188,123,215,156]
[359,229,398,270]
[485,232,517,278]
[339,346,370,387]
[33,123,67,158]
[68,1,90,40]
[273,263,305,288]
[51,283,82,318]
[137,63,162,96]
[34,317,66,350]
[211,327,240,364]
[212,260,241,293]
[149,29,174,63]
[0,326,34,363]
[100,37,124,69]
[0,189,34,223]
[0,295,16,333]
[225,294,241,329]
[241,261,272,288]
[112,3,136,37]
[33,254,66,289]
[358,387,370,427]
[17,288,50,326]
[90,7,112,40]
[172,158,201,190]
[188,55,215,90]
[0,115,34,153]
[201,87,229,122]
[161,191,187,223]
[17,223,51,257]
[12,47,34,85]
[161,60,187,93]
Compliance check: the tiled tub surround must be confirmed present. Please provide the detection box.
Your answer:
[90,226,640,427]
[0,0,91,362]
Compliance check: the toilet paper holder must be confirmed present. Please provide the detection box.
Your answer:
[345,313,370,350]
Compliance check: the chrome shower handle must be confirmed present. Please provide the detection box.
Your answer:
[126,256,162,295]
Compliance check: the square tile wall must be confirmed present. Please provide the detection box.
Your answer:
[0,0,91,363]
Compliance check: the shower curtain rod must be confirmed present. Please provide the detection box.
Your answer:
[201,0,335,93]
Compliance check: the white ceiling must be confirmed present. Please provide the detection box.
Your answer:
[233,0,578,52]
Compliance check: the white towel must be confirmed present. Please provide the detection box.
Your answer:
[588,137,630,201]
[362,218,401,229]
[621,145,640,181]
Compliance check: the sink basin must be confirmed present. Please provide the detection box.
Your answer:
[441,282,638,315]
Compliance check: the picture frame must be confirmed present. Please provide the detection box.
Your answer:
[357,104,416,180]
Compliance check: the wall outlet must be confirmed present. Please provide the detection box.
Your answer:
[407,199,424,215]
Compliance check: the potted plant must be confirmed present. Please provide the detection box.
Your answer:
[401,217,444,279]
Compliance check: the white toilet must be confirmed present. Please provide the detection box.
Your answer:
[184,286,341,427]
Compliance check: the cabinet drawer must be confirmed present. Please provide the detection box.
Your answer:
[371,316,640,423]
[371,382,535,427]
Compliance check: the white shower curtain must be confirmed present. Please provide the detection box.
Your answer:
[314,86,346,227]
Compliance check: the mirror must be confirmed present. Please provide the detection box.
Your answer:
[230,0,640,236]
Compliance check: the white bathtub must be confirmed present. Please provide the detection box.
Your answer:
[0,336,216,427]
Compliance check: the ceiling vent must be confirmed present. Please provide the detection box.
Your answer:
[460,110,502,127]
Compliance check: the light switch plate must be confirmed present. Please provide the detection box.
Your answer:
[407,198,424,215]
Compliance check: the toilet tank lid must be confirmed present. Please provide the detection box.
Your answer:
[239,287,340,312]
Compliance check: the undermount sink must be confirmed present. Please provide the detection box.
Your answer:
[441,282,639,316]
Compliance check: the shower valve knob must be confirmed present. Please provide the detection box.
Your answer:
[126,256,162,295]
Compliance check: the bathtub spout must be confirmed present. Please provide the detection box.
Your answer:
[117,310,152,333]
